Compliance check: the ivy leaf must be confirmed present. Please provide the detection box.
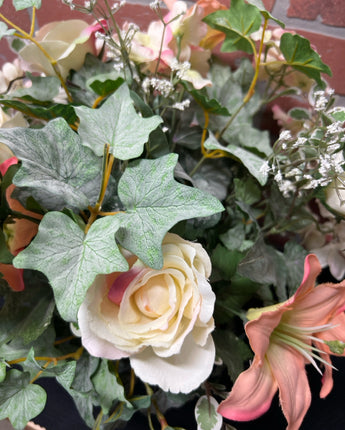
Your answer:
[183,85,230,116]
[75,83,162,159]
[117,154,224,269]
[92,359,132,413]
[0,276,54,346]
[11,73,60,101]
[14,212,128,321]
[0,370,46,430]
[13,0,41,10]
[0,22,16,40]
[280,33,332,86]
[0,118,103,211]
[195,395,223,430]
[203,0,262,54]
[204,133,268,185]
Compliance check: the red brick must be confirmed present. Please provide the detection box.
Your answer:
[262,0,276,12]
[288,0,345,27]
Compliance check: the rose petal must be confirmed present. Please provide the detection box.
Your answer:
[130,333,215,393]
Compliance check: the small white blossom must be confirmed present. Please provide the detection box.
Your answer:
[172,100,191,111]
[170,60,191,79]
[279,130,292,141]
[150,0,161,10]
[259,161,271,175]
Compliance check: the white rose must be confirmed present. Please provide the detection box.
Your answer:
[19,20,96,80]
[78,233,216,393]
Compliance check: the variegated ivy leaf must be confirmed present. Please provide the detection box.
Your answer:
[117,153,224,269]
[195,395,223,430]
[13,0,41,10]
[0,118,103,211]
[14,212,128,321]
[75,83,162,160]
[204,132,268,185]
[203,0,262,54]
[280,33,332,86]
[0,22,16,40]
[0,369,46,430]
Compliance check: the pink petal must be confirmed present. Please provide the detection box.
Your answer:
[0,156,18,176]
[246,307,286,359]
[217,356,278,421]
[108,267,145,305]
[267,343,311,430]
[290,281,345,327]
[292,254,321,300]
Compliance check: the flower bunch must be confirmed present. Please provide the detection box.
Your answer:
[0,1,345,429]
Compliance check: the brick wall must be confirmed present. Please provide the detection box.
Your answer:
[0,0,344,97]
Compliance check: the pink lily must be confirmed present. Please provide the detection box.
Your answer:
[218,254,345,430]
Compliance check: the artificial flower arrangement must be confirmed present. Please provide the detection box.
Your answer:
[0,0,345,429]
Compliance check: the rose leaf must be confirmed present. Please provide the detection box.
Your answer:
[13,212,128,321]
[75,83,162,160]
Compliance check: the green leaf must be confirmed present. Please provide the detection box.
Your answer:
[0,118,104,211]
[195,395,222,430]
[0,22,16,40]
[0,370,46,430]
[11,73,60,101]
[0,99,78,125]
[245,0,285,27]
[75,83,162,159]
[13,0,41,10]
[280,33,332,86]
[0,360,6,383]
[110,395,151,422]
[0,278,54,346]
[204,133,268,185]
[203,0,262,54]
[92,359,131,413]
[185,86,230,116]
[289,107,311,120]
[88,73,125,96]
[329,107,345,123]
[14,212,128,321]
[0,230,13,264]
[284,241,307,296]
[117,154,224,268]
[213,330,252,382]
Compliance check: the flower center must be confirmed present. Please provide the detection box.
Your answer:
[271,322,338,374]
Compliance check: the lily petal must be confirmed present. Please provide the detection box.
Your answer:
[268,343,311,430]
[218,356,277,421]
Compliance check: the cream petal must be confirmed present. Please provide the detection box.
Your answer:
[130,333,215,393]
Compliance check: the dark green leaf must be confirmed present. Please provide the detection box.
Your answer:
[0,277,54,346]
[280,33,332,86]
[203,0,262,54]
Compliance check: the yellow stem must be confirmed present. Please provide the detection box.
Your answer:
[8,347,84,366]
[243,17,268,104]
[29,7,36,37]
[92,94,106,109]
[84,144,116,234]
[0,12,72,102]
